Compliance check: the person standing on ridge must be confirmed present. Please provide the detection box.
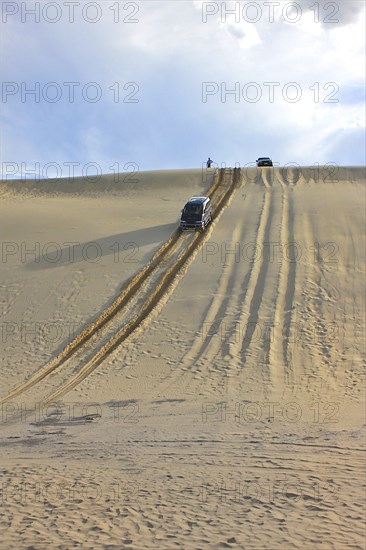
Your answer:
[207,157,213,168]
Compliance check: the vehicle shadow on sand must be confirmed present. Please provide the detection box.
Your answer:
[25,222,177,270]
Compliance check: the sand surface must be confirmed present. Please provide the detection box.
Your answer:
[0,167,365,549]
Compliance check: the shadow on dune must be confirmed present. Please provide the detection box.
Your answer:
[25,222,177,270]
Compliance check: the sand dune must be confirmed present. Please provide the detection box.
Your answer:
[0,167,365,549]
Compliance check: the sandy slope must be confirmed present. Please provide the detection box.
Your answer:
[0,167,365,549]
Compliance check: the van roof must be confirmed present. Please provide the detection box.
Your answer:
[186,196,209,205]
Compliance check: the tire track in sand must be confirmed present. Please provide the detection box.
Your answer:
[160,200,248,393]
[0,169,238,406]
[0,228,182,403]
[266,177,296,389]
[41,168,240,405]
[229,183,274,368]
[169,173,274,397]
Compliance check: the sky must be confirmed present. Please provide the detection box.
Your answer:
[1,0,365,177]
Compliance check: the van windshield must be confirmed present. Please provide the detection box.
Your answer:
[184,204,203,216]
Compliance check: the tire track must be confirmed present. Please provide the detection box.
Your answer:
[41,168,241,405]
[158,170,246,393]
[0,168,238,406]
[0,229,181,403]
[230,185,274,367]
[192,188,264,395]
[206,178,276,395]
[282,192,297,387]
[267,179,296,388]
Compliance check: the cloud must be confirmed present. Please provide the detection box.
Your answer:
[0,0,365,173]
[297,0,365,27]
[224,21,262,48]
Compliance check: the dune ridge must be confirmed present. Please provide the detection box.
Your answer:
[1,166,365,197]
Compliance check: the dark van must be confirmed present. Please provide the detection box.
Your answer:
[180,196,212,231]
[256,157,273,167]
